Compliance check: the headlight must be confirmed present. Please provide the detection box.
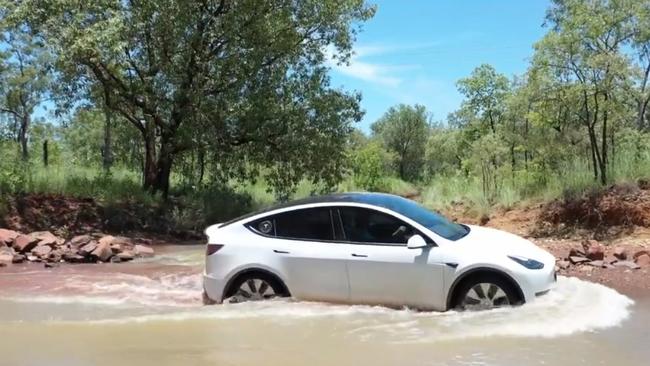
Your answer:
[508,255,545,270]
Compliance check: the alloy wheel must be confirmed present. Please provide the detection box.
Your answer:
[228,278,278,303]
[461,282,510,310]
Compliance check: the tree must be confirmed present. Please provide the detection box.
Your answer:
[3,0,375,197]
[456,64,510,135]
[349,140,393,191]
[533,0,635,185]
[0,29,51,161]
[629,0,650,130]
[371,104,430,181]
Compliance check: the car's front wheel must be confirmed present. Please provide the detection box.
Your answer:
[454,275,520,311]
[225,274,288,304]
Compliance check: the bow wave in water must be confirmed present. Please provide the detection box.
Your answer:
[3,273,633,341]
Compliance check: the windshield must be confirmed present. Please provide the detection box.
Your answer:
[356,194,470,241]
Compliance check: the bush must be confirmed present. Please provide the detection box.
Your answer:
[349,141,394,191]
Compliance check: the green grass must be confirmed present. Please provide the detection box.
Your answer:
[4,150,650,228]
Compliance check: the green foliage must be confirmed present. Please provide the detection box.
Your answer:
[424,128,464,177]
[463,133,509,203]
[371,104,430,181]
[2,0,375,197]
[5,0,650,226]
[349,141,393,191]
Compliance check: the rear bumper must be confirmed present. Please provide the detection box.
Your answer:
[202,273,226,304]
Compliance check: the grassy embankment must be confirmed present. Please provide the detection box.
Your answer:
[2,148,650,235]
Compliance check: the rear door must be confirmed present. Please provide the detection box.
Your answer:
[248,207,350,303]
[337,206,446,310]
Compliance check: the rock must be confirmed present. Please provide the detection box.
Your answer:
[47,250,62,263]
[26,255,39,262]
[109,256,122,263]
[579,265,593,273]
[635,253,650,267]
[479,215,490,225]
[134,244,154,257]
[612,247,628,260]
[0,251,13,264]
[588,260,605,268]
[44,262,59,269]
[613,260,641,270]
[91,240,113,262]
[12,254,25,263]
[633,250,650,260]
[0,228,20,246]
[116,250,135,261]
[78,241,98,256]
[31,245,52,258]
[29,231,63,247]
[62,252,85,263]
[135,238,153,246]
[112,236,134,246]
[585,242,605,261]
[13,235,39,253]
[557,260,570,270]
[569,256,590,264]
[69,235,93,248]
[569,247,586,257]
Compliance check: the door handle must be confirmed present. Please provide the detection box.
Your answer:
[273,250,290,254]
[351,253,368,258]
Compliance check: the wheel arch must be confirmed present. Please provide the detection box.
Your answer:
[222,267,291,299]
[446,267,524,310]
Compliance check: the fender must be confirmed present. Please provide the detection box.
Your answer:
[222,266,290,299]
[445,266,524,310]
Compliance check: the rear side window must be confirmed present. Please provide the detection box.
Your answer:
[249,207,335,241]
[338,207,416,245]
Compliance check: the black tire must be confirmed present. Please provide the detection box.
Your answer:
[224,272,288,303]
[453,273,521,310]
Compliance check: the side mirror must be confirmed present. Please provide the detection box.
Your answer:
[407,234,428,249]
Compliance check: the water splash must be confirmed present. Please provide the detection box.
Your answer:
[18,276,632,341]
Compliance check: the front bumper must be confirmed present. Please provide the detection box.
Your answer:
[519,266,557,303]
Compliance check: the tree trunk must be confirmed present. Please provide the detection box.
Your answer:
[142,126,175,198]
[19,114,29,161]
[588,126,599,181]
[42,140,48,167]
[142,122,157,190]
[600,104,608,185]
[102,104,113,172]
[198,147,205,185]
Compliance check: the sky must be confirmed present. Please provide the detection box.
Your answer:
[327,0,551,131]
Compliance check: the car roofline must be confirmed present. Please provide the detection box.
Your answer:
[217,192,403,228]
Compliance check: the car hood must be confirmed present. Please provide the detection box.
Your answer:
[454,225,555,265]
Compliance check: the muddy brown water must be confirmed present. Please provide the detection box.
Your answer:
[0,245,648,366]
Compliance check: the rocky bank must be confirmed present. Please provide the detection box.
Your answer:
[0,228,155,268]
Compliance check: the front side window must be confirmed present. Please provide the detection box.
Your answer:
[338,207,415,245]
[250,207,334,241]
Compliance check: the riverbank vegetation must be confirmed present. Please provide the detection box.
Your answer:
[2,0,650,235]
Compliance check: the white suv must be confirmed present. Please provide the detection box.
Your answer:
[203,193,556,311]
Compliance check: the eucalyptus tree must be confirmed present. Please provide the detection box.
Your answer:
[532,0,635,185]
[2,0,374,197]
[456,64,510,136]
[0,29,51,161]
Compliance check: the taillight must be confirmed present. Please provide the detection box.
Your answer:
[206,244,224,256]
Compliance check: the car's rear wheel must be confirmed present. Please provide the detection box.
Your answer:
[454,275,519,311]
[225,273,288,304]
